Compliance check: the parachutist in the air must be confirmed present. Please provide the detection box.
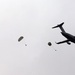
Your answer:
[48,42,52,46]
[55,50,57,51]
[25,44,27,46]
[18,36,24,42]
[48,42,57,51]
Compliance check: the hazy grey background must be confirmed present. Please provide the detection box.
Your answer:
[0,0,75,75]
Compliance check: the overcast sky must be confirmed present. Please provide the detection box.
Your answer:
[0,0,75,75]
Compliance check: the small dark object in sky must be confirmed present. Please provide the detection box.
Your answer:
[55,50,57,51]
[18,36,24,42]
[25,44,27,46]
[48,42,52,46]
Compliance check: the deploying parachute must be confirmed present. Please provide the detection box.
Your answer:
[18,36,27,46]
[48,42,52,46]
[48,42,57,51]
[18,36,24,42]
